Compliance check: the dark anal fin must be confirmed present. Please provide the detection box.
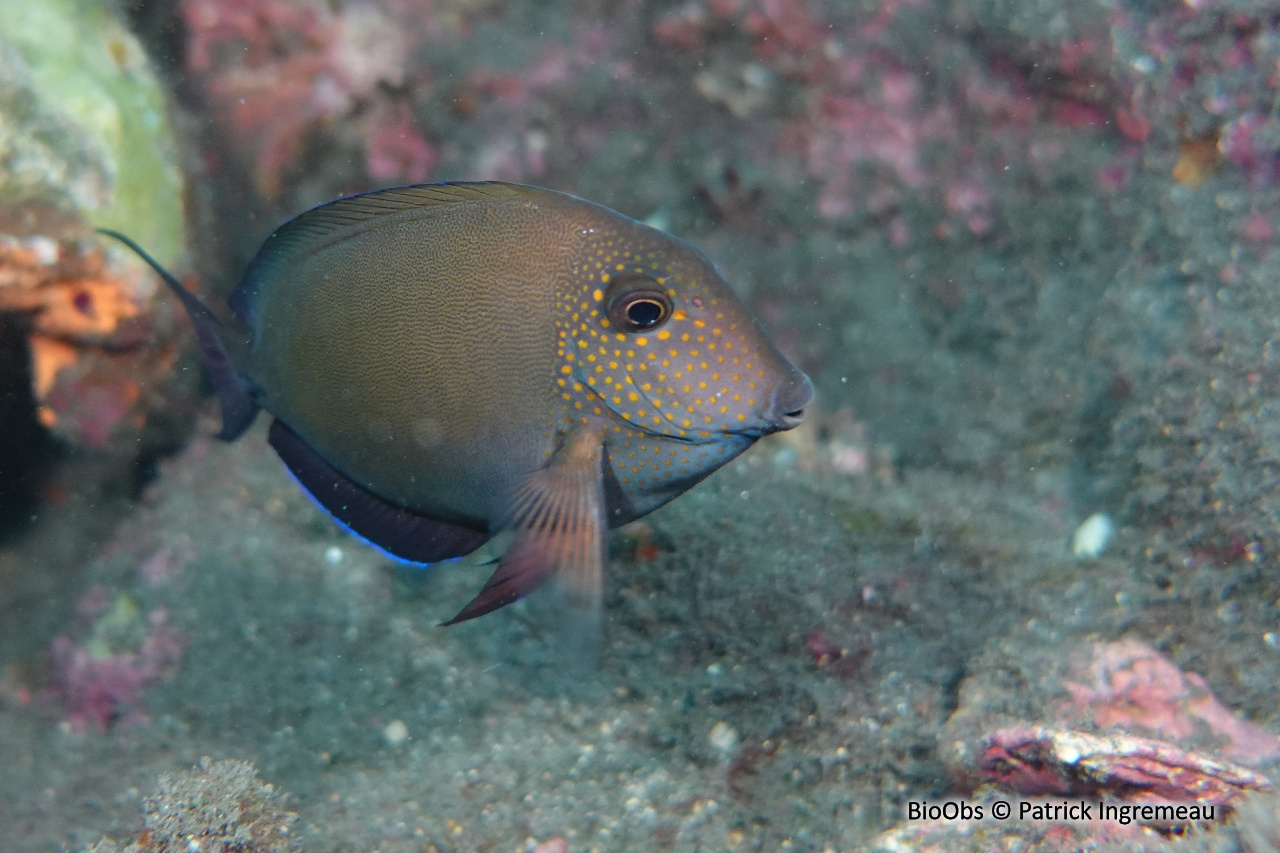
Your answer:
[269,419,489,563]
[97,229,259,441]
[444,424,606,630]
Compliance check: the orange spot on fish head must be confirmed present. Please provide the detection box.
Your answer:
[556,206,810,445]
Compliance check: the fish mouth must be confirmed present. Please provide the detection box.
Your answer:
[722,407,806,440]
[766,372,814,431]
[773,407,807,430]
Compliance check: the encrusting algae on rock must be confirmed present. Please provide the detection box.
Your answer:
[0,0,186,447]
[83,758,300,853]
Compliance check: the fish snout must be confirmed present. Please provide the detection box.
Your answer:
[767,370,814,431]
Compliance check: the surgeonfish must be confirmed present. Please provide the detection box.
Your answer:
[102,182,813,630]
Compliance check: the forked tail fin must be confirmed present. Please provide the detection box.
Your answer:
[98,229,259,441]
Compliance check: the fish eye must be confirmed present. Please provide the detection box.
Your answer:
[623,296,666,328]
[605,274,673,333]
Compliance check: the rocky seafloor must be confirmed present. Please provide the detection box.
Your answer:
[2,404,1279,851]
[6,0,1280,850]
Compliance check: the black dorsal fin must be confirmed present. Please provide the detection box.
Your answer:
[268,419,490,564]
[229,182,545,325]
[98,230,259,441]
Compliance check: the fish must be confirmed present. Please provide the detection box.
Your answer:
[101,182,812,632]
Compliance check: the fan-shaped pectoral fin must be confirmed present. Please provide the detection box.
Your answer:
[443,424,606,629]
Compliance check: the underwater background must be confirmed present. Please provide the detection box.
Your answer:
[4,0,1280,850]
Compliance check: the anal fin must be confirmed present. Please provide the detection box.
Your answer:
[444,424,606,629]
[269,419,488,563]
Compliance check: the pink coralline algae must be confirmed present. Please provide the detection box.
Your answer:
[790,91,955,220]
[1062,638,1280,766]
[654,0,1098,234]
[461,28,621,182]
[979,726,1270,807]
[182,0,629,199]
[1218,112,1280,186]
[942,180,994,238]
[729,0,965,221]
[43,365,144,448]
[181,0,416,195]
[365,106,437,185]
[947,638,1280,821]
[533,839,569,853]
[652,3,712,54]
[1240,212,1272,245]
[1107,4,1280,188]
[742,0,828,66]
[49,592,188,729]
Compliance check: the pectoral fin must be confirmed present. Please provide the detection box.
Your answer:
[443,424,606,626]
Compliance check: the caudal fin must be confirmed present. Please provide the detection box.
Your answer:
[98,230,259,441]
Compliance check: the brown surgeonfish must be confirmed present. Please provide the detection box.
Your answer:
[101,182,812,631]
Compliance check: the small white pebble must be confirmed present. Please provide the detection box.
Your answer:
[709,721,738,756]
[1072,512,1114,558]
[1265,632,1279,648]
[324,546,344,565]
[383,719,409,746]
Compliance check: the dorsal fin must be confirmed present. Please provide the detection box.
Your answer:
[229,182,546,325]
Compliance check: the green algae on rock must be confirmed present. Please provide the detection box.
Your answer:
[0,0,184,265]
[0,0,190,449]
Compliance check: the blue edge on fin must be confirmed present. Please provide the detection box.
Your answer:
[285,466,459,569]
[267,419,488,567]
[96,229,486,570]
